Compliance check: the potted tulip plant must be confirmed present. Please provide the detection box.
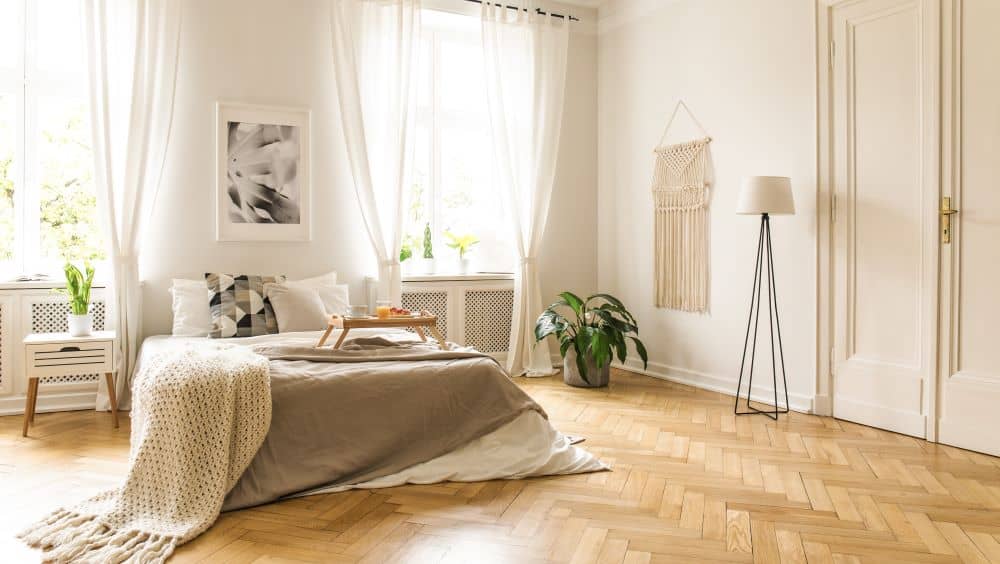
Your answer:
[57,262,96,337]
[535,292,648,388]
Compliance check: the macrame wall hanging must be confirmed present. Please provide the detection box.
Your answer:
[651,101,713,313]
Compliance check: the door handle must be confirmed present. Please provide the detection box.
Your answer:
[941,196,959,244]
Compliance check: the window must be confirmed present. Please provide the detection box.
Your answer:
[402,9,513,275]
[0,0,104,279]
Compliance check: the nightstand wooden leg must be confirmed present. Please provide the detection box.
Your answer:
[105,373,119,429]
[22,377,38,437]
[28,378,38,423]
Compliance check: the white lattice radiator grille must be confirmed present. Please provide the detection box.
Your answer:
[401,291,448,339]
[464,289,514,353]
[32,301,107,384]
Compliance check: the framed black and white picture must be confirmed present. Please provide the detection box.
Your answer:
[216,103,311,241]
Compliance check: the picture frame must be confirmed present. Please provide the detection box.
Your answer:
[216,102,311,242]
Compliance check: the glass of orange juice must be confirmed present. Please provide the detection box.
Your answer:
[376,300,392,319]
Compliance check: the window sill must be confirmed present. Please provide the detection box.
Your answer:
[402,272,514,283]
[0,279,109,290]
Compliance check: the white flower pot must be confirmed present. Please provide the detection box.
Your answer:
[458,257,473,274]
[68,313,93,337]
[420,258,436,275]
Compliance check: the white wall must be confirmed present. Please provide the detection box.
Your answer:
[597,0,818,409]
[141,0,598,337]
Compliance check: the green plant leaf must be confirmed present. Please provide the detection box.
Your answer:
[558,291,585,321]
[589,293,626,310]
[61,261,93,315]
[595,301,638,328]
[573,335,590,385]
[628,336,649,369]
[611,329,627,363]
[534,310,564,341]
[590,308,636,335]
[591,329,611,369]
[559,335,573,358]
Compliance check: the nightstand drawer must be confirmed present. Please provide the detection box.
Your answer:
[26,341,114,378]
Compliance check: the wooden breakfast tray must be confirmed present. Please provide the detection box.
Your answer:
[315,310,447,350]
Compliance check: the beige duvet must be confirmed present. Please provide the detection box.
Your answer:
[136,332,547,511]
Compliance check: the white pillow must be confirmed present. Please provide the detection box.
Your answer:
[286,271,348,316]
[264,283,331,333]
[290,270,337,286]
[169,278,212,337]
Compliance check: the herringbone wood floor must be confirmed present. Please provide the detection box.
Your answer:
[2,370,999,563]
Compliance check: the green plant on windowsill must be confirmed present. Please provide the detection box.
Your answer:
[534,292,648,388]
[399,234,421,263]
[422,222,434,259]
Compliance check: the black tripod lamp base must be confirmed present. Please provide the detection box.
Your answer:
[734,213,790,420]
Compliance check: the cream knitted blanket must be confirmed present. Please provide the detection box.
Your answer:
[19,343,271,563]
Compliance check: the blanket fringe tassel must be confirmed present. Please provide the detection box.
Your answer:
[18,508,179,564]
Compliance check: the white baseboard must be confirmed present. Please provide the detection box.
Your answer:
[615,358,814,414]
[0,391,99,416]
[939,418,1000,457]
[833,396,925,438]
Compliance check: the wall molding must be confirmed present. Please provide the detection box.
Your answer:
[546,353,815,413]
[615,359,814,414]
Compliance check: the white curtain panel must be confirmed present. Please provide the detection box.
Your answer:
[481,1,569,376]
[82,0,181,409]
[330,0,420,305]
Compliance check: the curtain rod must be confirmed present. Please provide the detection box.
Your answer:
[462,0,580,22]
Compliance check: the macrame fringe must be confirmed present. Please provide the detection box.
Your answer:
[651,137,711,313]
[18,508,179,564]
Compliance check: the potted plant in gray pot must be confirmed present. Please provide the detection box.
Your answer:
[534,292,648,388]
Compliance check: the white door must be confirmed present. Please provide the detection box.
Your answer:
[936,0,1000,456]
[831,0,939,438]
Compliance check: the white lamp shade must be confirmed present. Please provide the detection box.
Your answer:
[736,176,795,215]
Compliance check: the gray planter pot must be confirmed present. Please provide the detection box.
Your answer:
[563,348,610,388]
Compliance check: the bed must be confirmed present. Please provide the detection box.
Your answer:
[135,328,606,511]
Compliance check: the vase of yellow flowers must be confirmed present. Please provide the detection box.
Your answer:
[444,231,479,274]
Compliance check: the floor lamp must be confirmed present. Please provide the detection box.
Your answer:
[734,176,794,419]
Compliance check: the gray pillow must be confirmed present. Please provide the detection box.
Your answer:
[264,283,331,333]
[206,273,285,338]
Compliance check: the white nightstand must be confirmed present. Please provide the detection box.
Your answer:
[22,331,118,437]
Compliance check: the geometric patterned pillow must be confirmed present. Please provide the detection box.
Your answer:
[205,273,286,338]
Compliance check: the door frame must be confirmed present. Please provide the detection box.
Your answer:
[815,0,942,440]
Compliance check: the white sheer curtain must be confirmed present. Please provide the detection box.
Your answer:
[482,1,569,376]
[330,0,420,305]
[82,0,181,409]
